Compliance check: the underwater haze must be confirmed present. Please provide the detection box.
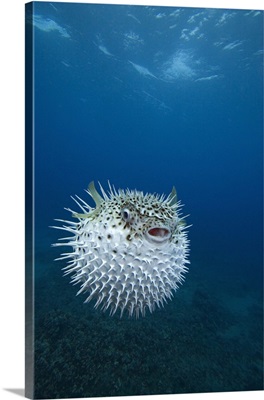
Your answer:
[26,1,263,398]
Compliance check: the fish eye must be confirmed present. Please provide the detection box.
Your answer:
[121,208,131,222]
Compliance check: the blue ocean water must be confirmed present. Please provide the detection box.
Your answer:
[26,2,263,398]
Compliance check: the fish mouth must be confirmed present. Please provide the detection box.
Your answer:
[145,226,171,244]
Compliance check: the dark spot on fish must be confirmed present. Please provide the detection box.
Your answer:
[107,234,112,239]
[126,234,131,241]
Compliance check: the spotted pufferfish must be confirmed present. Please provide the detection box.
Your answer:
[53,181,190,318]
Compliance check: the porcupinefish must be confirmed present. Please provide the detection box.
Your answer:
[53,181,190,318]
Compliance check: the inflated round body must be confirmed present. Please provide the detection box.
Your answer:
[53,182,190,318]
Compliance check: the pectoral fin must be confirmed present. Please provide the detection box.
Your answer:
[169,186,177,205]
[72,212,90,219]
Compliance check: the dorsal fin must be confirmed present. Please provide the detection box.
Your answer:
[88,181,103,208]
[169,186,177,205]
